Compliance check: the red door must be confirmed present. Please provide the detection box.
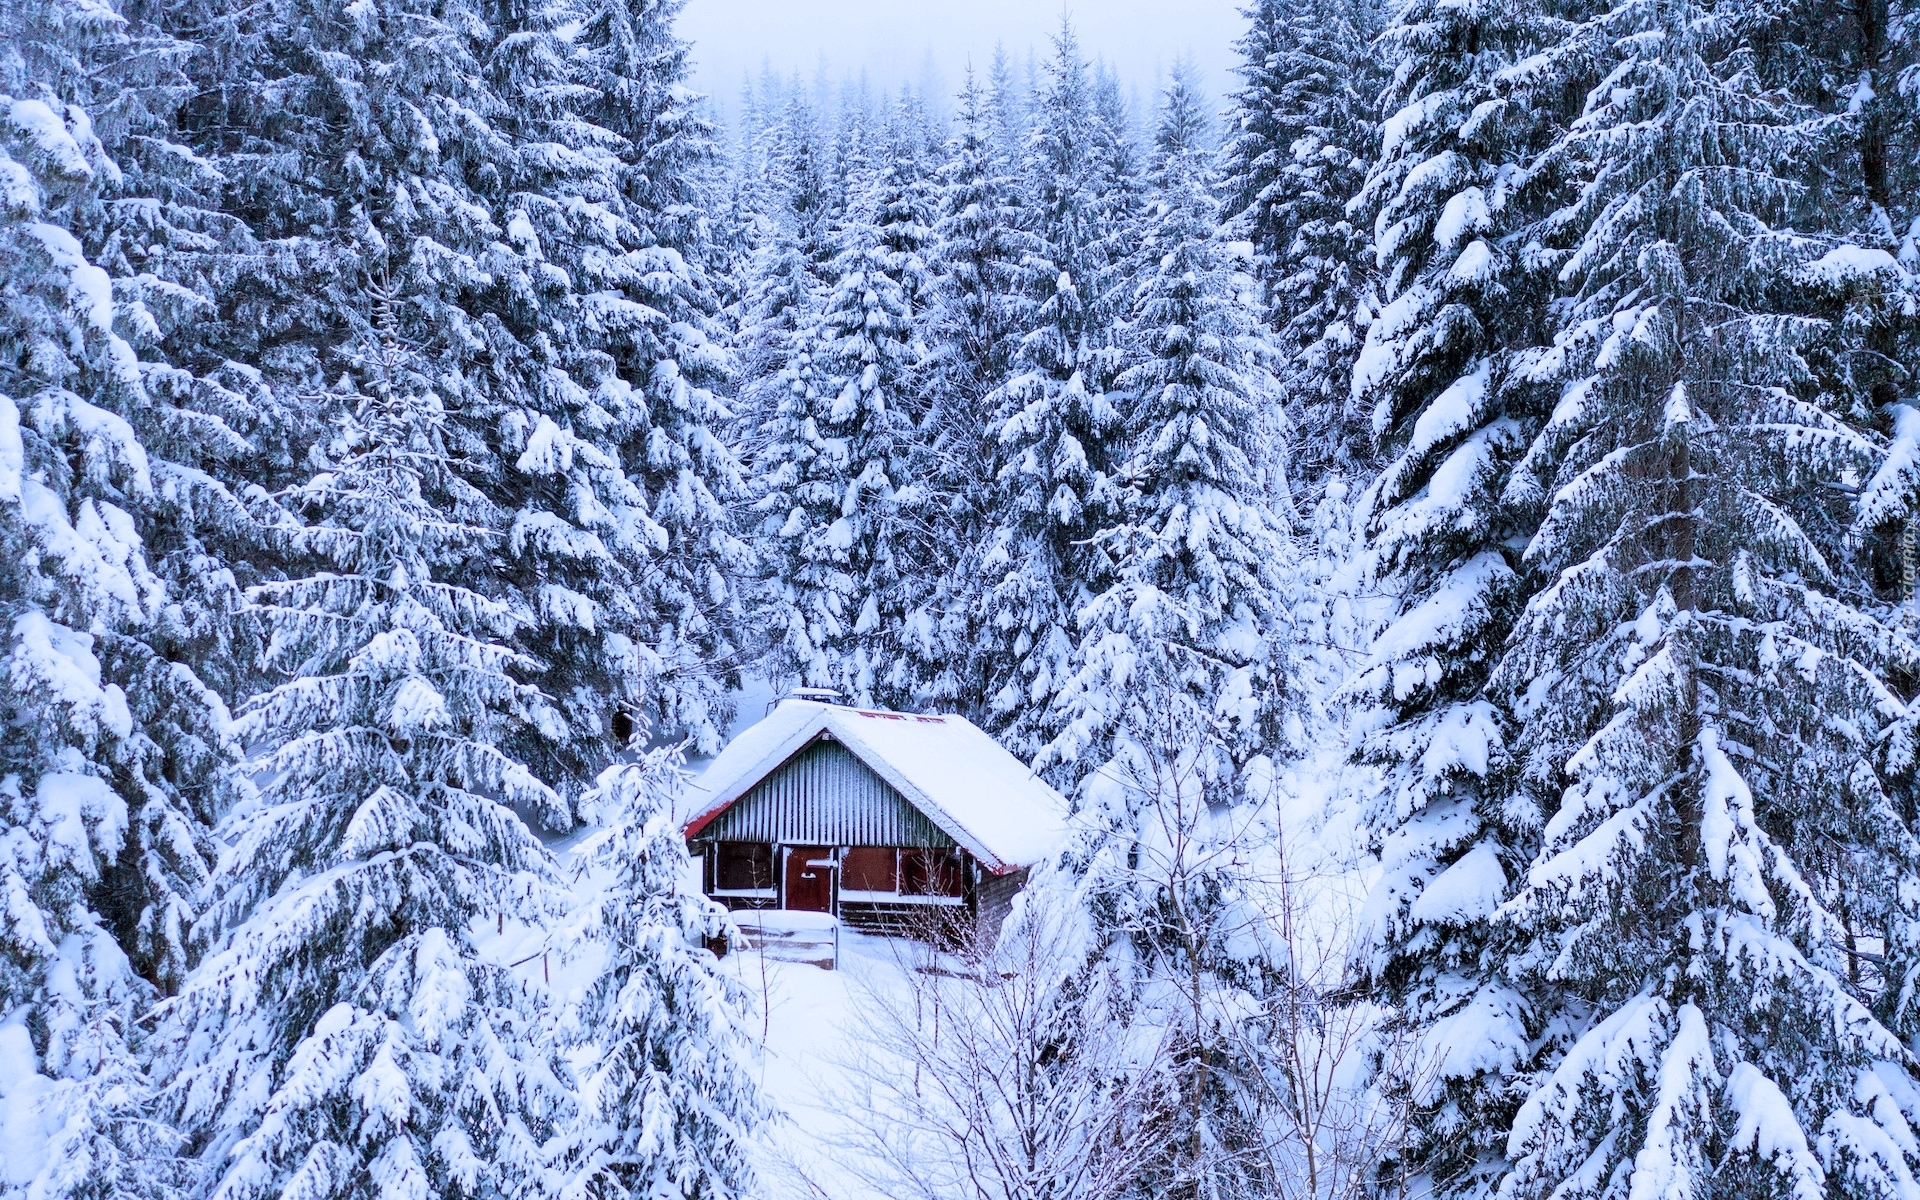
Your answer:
[783,846,835,913]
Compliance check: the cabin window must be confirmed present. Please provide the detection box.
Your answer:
[715,841,775,891]
[842,847,898,892]
[900,849,965,898]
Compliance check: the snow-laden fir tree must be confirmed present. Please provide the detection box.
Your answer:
[159,300,572,1200]
[970,23,1130,763]
[1341,0,1565,1182]
[1086,63,1147,300]
[556,747,768,1200]
[1018,72,1299,1200]
[1,20,217,1195]
[912,63,1040,714]
[1216,0,1293,300]
[482,0,751,771]
[162,0,555,730]
[1045,68,1293,793]
[751,114,925,707]
[985,45,1029,180]
[1477,0,1920,1193]
[161,0,504,459]
[74,0,275,722]
[569,0,752,753]
[1218,0,1385,481]
[870,92,939,330]
[733,95,833,458]
[919,66,1033,484]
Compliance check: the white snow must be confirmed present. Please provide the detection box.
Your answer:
[1410,362,1490,462]
[1447,238,1494,283]
[0,1011,57,1191]
[1433,187,1488,251]
[735,908,839,932]
[7,99,93,181]
[1804,244,1902,284]
[515,415,572,474]
[1407,842,1506,925]
[1726,1062,1826,1200]
[1352,553,1511,703]
[685,700,1069,873]
[0,395,22,506]
[1380,93,1444,160]
[1857,402,1920,533]
[723,932,935,1200]
[1414,982,1528,1103]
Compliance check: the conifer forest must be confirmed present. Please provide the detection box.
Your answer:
[8,0,1920,1195]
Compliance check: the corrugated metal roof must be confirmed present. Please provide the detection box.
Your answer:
[696,738,956,848]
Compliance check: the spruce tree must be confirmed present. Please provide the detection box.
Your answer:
[971,23,1129,763]
[751,116,923,706]
[160,301,571,1200]
[913,65,1038,715]
[556,748,768,1200]
[1216,0,1290,291]
[1342,0,1562,1182]
[484,0,751,768]
[1,50,206,1200]
[734,94,832,461]
[1351,0,1920,1191]
[1022,76,1299,1198]
[1046,69,1292,790]
[1219,0,1385,481]
[1482,0,1920,1193]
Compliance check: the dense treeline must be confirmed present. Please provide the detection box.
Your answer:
[7,0,1920,1194]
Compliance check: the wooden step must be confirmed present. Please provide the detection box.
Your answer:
[732,910,839,970]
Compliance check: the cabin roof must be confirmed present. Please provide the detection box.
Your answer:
[683,701,1067,874]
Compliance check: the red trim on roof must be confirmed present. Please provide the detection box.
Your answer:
[681,794,735,841]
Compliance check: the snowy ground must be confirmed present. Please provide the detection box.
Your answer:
[721,931,944,1200]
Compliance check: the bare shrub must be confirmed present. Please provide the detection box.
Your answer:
[812,783,1426,1200]
[819,901,1181,1200]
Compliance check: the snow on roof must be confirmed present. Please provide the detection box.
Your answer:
[683,700,1067,874]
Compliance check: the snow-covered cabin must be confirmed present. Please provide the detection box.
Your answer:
[683,694,1067,936]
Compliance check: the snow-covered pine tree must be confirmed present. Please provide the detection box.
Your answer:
[482,0,751,775]
[1479,0,1920,1193]
[1818,0,1920,1055]
[77,0,273,723]
[734,94,833,459]
[1045,67,1292,794]
[1024,73,1297,1199]
[160,297,572,1200]
[162,0,526,672]
[921,67,1032,488]
[870,92,939,376]
[912,64,1039,714]
[1341,0,1566,1183]
[985,45,1029,179]
[750,110,924,707]
[1086,62,1146,303]
[970,22,1129,763]
[556,747,767,1200]
[1216,0,1291,298]
[1,8,228,1192]
[571,0,752,753]
[1219,0,1385,481]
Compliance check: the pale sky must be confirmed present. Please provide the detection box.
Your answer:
[678,0,1247,120]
